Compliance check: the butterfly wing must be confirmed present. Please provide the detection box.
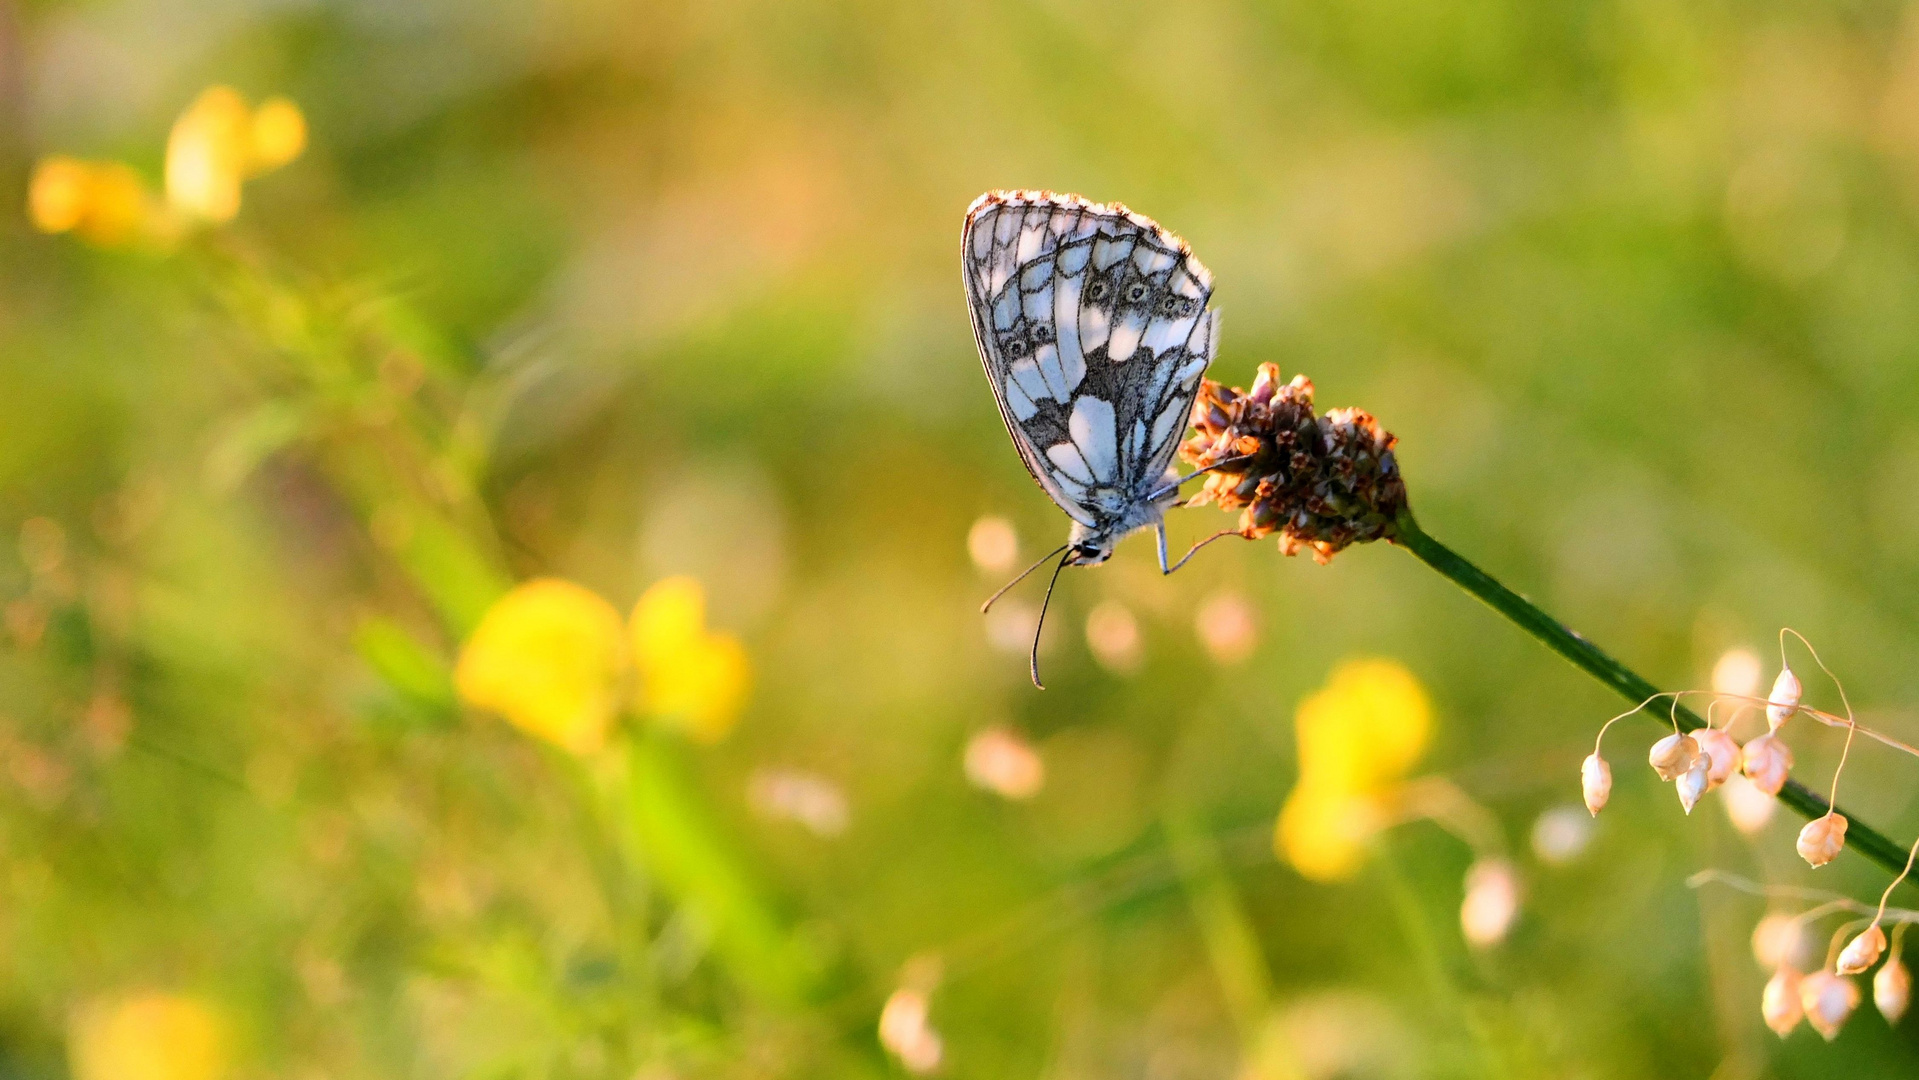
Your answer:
[962,191,1218,530]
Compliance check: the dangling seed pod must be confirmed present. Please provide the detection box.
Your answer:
[1581,752,1612,816]
[1741,733,1794,796]
[1875,954,1910,1023]
[1693,727,1739,788]
[1648,732,1699,782]
[1768,666,1803,730]
[1797,813,1848,869]
[1676,752,1712,814]
[1837,925,1888,976]
[1799,969,1861,1041]
[1762,966,1804,1037]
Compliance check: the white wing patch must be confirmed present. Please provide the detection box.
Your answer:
[962,190,1219,538]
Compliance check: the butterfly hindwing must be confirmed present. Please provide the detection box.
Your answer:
[962,191,1218,530]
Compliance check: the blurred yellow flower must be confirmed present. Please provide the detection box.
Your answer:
[1276,658,1432,881]
[632,576,750,742]
[165,86,306,224]
[70,992,228,1080]
[28,157,151,247]
[456,579,627,754]
[248,97,307,173]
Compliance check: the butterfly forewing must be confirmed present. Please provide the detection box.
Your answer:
[962,191,1218,533]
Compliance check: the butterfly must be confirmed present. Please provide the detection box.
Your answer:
[962,190,1239,686]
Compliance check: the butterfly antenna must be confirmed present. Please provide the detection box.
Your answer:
[1028,546,1075,690]
[980,542,1071,614]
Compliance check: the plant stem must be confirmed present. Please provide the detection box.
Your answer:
[1390,509,1915,884]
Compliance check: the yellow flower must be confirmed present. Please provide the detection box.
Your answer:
[247,97,307,173]
[631,576,750,742]
[456,579,627,754]
[70,992,228,1080]
[1276,658,1432,881]
[166,86,251,222]
[165,87,306,224]
[28,157,151,247]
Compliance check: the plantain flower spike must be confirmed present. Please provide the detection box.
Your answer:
[1837,925,1888,976]
[1648,732,1699,782]
[1762,967,1804,1037]
[1799,969,1861,1041]
[1180,364,1408,563]
[1876,953,1911,1023]
[1797,813,1848,868]
[1676,752,1712,814]
[1580,752,1611,816]
[1768,665,1803,730]
[1741,732,1793,796]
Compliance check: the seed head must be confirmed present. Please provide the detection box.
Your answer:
[1797,813,1848,868]
[1648,732,1699,782]
[1181,364,1408,564]
[1837,924,1888,976]
[1762,967,1804,1037]
[1580,752,1612,816]
[1693,727,1739,788]
[1799,969,1861,1041]
[1740,733,1793,796]
[1875,954,1911,1023]
[1676,753,1712,814]
[1768,666,1803,730]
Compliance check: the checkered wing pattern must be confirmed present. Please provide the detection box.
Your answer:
[962,190,1219,530]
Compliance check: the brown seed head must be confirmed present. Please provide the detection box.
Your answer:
[1180,363,1408,563]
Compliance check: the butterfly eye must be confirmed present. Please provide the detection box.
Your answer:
[1124,282,1149,303]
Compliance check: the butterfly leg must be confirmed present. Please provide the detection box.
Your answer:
[1162,527,1237,575]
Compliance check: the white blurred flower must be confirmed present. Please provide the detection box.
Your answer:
[1876,954,1910,1022]
[1752,912,1812,970]
[964,727,1044,800]
[967,515,1019,574]
[1763,967,1803,1036]
[1800,969,1860,1040]
[1085,601,1142,674]
[1712,647,1763,699]
[1194,591,1257,665]
[747,767,848,837]
[879,965,944,1076]
[984,599,1038,655]
[1530,805,1593,865]
[1580,753,1611,816]
[1460,859,1520,947]
[1723,772,1777,835]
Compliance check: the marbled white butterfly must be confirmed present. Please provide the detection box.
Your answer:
[963,190,1234,686]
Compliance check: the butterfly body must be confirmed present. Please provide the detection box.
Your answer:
[962,190,1219,568]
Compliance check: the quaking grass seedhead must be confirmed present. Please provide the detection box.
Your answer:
[1179,362,1408,563]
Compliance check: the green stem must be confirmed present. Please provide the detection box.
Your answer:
[1390,509,1915,883]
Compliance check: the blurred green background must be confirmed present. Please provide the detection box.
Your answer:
[6,0,1919,1076]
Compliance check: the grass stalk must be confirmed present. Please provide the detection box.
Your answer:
[1389,509,1915,883]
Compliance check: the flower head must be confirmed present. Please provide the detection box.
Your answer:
[1797,813,1848,868]
[1837,924,1887,976]
[165,86,306,224]
[70,992,228,1080]
[456,579,627,754]
[1762,967,1803,1036]
[1181,364,1407,563]
[1799,969,1860,1040]
[631,576,750,741]
[1276,658,1431,881]
[1876,953,1911,1022]
[28,157,152,247]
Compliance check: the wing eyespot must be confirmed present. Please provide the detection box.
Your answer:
[1031,324,1055,345]
[1123,281,1149,304]
[1001,335,1029,359]
[1086,279,1113,303]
